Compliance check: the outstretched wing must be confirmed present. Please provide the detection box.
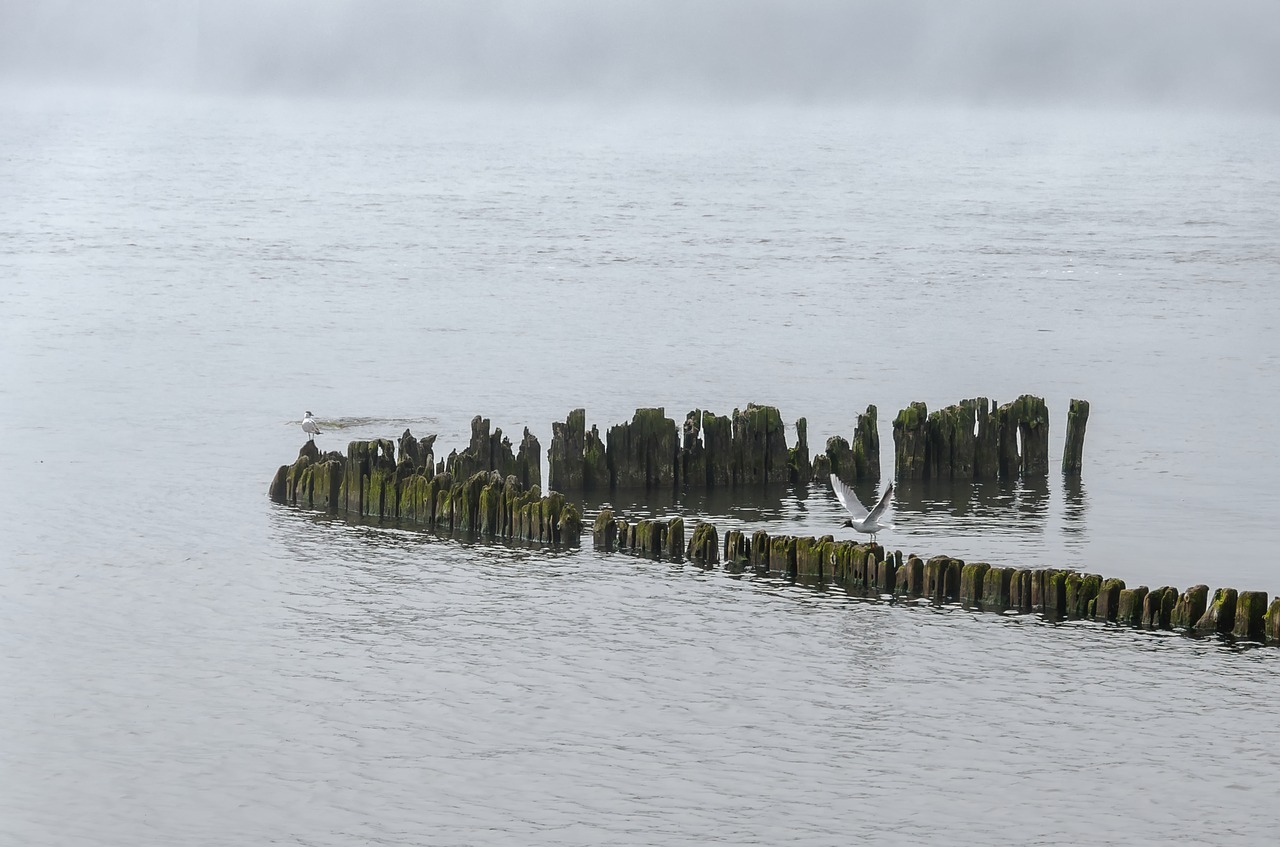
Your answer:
[867,483,894,523]
[829,474,868,521]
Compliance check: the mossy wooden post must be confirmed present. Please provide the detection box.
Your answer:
[1014,395,1050,477]
[973,398,999,479]
[1142,586,1177,630]
[875,554,896,594]
[787,417,813,484]
[769,535,797,580]
[927,402,977,481]
[687,522,719,566]
[960,563,991,609]
[545,409,586,491]
[981,566,1012,613]
[702,412,733,488]
[829,545,860,591]
[994,403,1020,480]
[681,411,706,489]
[728,405,786,485]
[1028,569,1046,612]
[666,517,685,562]
[1064,573,1101,620]
[1095,578,1126,623]
[861,545,885,592]
[724,529,749,573]
[515,428,541,490]
[1117,586,1149,627]
[1193,588,1238,635]
[607,408,678,490]
[478,477,501,536]
[1062,399,1089,477]
[1232,591,1267,641]
[583,426,607,490]
[1008,569,1028,612]
[795,536,821,585]
[893,402,929,480]
[1044,571,1068,619]
[924,555,950,603]
[559,503,582,545]
[750,530,770,574]
[1265,599,1280,645]
[898,555,924,597]
[1171,585,1209,631]
[825,437,856,486]
[944,558,963,602]
[592,509,616,549]
[852,405,880,482]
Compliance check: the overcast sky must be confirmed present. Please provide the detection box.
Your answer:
[2,0,1278,109]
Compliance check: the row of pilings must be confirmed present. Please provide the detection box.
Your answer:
[591,510,1280,646]
[547,396,1089,493]
[268,433,582,545]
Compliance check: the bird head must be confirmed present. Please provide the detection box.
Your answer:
[305,411,313,416]
[841,519,854,528]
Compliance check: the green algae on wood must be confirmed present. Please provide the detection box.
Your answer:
[1232,591,1267,641]
[893,402,929,480]
[1193,588,1238,635]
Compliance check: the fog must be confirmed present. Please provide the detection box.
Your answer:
[2,0,1278,108]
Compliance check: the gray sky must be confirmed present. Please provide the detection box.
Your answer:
[2,0,1278,108]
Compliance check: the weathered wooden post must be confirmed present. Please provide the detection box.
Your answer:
[1117,586,1149,627]
[1171,585,1210,631]
[1266,599,1280,644]
[787,417,812,484]
[1062,399,1089,477]
[1142,586,1178,629]
[973,398,999,479]
[898,555,924,598]
[981,566,1012,613]
[548,409,585,491]
[960,562,991,609]
[750,530,770,574]
[1193,588,1238,635]
[666,517,685,562]
[1232,591,1268,641]
[893,402,929,480]
[1095,578,1126,623]
[852,405,880,482]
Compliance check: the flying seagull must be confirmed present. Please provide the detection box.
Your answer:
[829,474,894,543]
[302,411,322,441]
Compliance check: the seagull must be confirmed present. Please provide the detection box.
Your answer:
[829,474,894,543]
[301,411,322,441]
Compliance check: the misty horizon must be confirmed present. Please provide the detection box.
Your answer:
[2,0,1279,110]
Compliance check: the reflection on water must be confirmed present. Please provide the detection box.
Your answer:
[583,475,1070,537]
[1063,475,1088,535]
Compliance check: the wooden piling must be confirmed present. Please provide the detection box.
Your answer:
[1062,399,1090,477]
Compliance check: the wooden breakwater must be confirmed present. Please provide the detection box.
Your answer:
[269,428,582,545]
[547,395,1089,493]
[591,510,1280,646]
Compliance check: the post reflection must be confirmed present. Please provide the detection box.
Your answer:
[1062,475,1088,535]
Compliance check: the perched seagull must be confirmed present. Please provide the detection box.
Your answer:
[301,411,322,441]
[830,474,895,543]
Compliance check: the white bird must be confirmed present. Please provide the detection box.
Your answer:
[301,411,322,441]
[829,474,895,543]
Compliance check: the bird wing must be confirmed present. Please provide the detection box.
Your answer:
[829,474,868,521]
[867,483,894,523]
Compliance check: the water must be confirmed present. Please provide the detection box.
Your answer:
[2,91,1279,844]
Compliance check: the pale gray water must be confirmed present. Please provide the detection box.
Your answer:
[2,92,1280,845]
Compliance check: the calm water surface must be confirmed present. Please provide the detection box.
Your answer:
[2,93,1279,844]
